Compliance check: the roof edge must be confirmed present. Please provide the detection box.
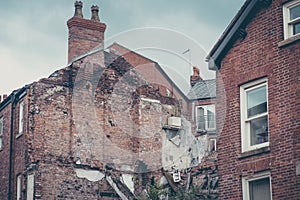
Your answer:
[153,63,189,102]
[106,42,158,64]
[0,85,30,111]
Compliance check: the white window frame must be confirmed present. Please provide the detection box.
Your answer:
[17,174,22,200]
[18,101,24,136]
[283,0,300,39]
[240,78,269,152]
[196,104,216,131]
[0,117,3,150]
[27,174,35,200]
[208,138,217,152]
[242,172,272,200]
[166,88,171,97]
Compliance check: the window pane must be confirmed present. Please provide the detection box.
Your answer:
[17,175,21,200]
[247,85,267,118]
[290,5,300,20]
[293,22,300,35]
[0,138,2,149]
[197,107,205,130]
[249,177,271,200]
[27,174,35,200]
[209,139,216,152]
[19,102,24,134]
[207,109,215,129]
[0,118,3,135]
[250,116,268,146]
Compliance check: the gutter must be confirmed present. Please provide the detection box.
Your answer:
[8,93,15,200]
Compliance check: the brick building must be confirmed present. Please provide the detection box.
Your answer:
[207,0,300,199]
[188,67,216,152]
[0,1,217,199]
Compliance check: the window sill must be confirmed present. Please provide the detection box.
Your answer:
[278,34,300,47]
[16,133,23,139]
[238,146,270,159]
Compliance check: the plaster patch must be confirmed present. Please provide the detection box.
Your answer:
[121,174,134,194]
[75,168,105,182]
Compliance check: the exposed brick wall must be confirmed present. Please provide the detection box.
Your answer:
[108,43,189,114]
[0,105,12,198]
[216,0,300,199]
[34,163,119,199]
[3,50,182,199]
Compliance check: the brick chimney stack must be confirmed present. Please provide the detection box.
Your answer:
[67,1,106,62]
[190,66,202,87]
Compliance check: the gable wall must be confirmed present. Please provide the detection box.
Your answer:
[216,0,300,198]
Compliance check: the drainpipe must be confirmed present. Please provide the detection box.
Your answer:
[8,93,15,200]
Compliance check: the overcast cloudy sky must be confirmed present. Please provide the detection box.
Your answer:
[0,0,245,95]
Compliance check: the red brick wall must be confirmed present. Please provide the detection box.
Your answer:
[108,44,189,114]
[13,97,28,200]
[216,0,300,199]
[0,95,29,200]
[0,104,12,198]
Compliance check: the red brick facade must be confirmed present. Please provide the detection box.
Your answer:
[0,90,29,200]
[210,0,300,199]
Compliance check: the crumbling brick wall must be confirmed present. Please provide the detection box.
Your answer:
[22,49,185,199]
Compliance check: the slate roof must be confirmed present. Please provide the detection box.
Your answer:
[187,79,216,100]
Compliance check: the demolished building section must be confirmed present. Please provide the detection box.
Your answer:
[0,1,218,199]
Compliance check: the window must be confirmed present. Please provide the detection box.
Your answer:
[208,138,216,152]
[242,173,272,200]
[17,174,22,200]
[196,104,215,132]
[240,78,269,152]
[166,88,171,97]
[27,174,34,200]
[0,117,3,150]
[18,101,24,136]
[283,0,300,39]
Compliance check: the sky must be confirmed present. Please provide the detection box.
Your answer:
[0,0,245,96]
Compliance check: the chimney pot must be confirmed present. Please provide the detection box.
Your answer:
[74,1,83,18]
[190,66,202,87]
[193,66,200,76]
[3,94,7,100]
[91,5,100,21]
